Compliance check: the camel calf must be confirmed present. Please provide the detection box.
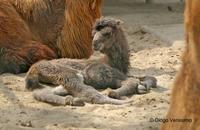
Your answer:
[161,0,200,129]
[25,17,157,106]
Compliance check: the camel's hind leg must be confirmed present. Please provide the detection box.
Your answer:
[25,61,77,90]
[33,87,85,106]
[26,61,86,106]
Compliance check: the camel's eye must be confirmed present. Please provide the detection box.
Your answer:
[96,25,104,31]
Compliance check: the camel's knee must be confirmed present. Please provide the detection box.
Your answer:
[0,62,21,74]
[0,55,29,74]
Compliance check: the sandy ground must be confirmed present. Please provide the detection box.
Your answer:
[0,2,184,130]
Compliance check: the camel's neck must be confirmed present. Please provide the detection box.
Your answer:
[56,8,94,58]
[105,29,130,74]
[56,0,102,58]
[11,0,102,58]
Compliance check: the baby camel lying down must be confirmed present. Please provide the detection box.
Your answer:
[25,17,157,106]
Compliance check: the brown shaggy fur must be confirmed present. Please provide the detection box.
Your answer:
[161,0,200,129]
[57,0,103,58]
[12,0,103,58]
[0,0,103,74]
[0,0,56,74]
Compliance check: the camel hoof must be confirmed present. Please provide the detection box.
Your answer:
[140,76,157,88]
[137,84,150,94]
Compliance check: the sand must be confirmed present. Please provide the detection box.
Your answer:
[0,2,184,130]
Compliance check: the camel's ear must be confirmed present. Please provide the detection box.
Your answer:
[116,19,124,25]
[116,19,124,29]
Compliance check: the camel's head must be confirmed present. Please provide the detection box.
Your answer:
[92,17,123,53]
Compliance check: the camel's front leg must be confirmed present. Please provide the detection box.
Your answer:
[108,76,157,99]
[108,78,139,99]
[62,78,130,105]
